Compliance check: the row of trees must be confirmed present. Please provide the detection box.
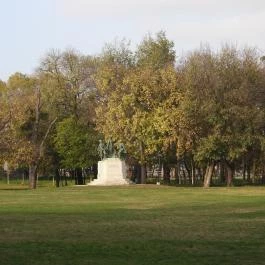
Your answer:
[1,32,265,188]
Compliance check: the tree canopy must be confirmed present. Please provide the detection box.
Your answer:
[1,32,265,188]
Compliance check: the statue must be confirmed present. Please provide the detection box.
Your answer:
[97,139,127,160]
[97,140,106,160]
[92,139,130,185]
[117,143,127,160]
[106,139,114,158]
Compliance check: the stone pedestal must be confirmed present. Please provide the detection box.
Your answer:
[89,158,131,185]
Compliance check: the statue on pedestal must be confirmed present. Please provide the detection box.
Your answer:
[92,140,130,186]
[97,139,127,160]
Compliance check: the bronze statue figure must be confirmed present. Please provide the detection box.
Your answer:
[118,143,127,160]
[97,140,106,160]
[97,139,127,160]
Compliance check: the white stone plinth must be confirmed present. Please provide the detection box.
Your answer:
[89,158,131,185]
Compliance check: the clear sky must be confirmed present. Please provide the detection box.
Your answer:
[1,0,265,81]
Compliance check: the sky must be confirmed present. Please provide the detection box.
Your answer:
[0,0,265,81]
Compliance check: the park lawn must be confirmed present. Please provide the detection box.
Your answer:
[0,184,265,265]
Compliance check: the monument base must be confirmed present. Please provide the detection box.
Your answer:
[89,158,131,186]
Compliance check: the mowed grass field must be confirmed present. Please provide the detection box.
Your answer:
[0,184,265,265]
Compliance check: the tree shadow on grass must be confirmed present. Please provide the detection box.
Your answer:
[0,187,29,191]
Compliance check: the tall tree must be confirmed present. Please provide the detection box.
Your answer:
[95,32,177,183]
[39,49,97,122]
[39,49,99,185]
[0,73,57,188]
[178,46,265,187]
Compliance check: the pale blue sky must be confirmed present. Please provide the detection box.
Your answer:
[1,0,265,81]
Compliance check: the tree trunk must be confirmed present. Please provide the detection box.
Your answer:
[175,139,181,185]
[28,85,57,189]
[242,158,246,181]
[247,163,251,183]
[220,160,226,184]
[203,162,215,188]
[252,160,256,184]
[6,171,10,185]
[139,141,146,184]
[183,159,191,181]
[176,163,181,185]
[182,169,186,184]
[163,164,170,184]
[261,166,265,184]
[82,168,85,185]
[29,164,37,189]
[22,171,25,185]
[191,160,195,185]
[225,161,234,187]
[75,168,84,185]
[226,166,233,187]
[64,173,68,186]
[140,164,146,184]
[55,168,60,187]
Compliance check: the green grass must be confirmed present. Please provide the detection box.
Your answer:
[0,184,265,265]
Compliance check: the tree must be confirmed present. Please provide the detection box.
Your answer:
[39,49,97,122]
[0,81,10,153]
[95,32,177,183]
[0,73,57,189]
[39,49,100,185]
[177,46,265,187]
[136,31,175,69]
[0,80,9,132]
[54,116,99,169]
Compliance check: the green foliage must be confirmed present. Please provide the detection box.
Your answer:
[178,46,265,169]
[136,31,175,68]
[0,73,40,165]
[54,117,99,168]
[95,32,178,163]
[1,32,265,187]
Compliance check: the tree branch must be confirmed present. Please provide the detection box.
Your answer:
[39,117,58,158]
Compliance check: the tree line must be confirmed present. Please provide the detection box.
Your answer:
[0,32,265,188]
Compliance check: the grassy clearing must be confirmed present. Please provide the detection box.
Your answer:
[0,184,265,265]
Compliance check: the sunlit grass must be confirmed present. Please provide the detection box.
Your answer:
[0,184,265,265]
